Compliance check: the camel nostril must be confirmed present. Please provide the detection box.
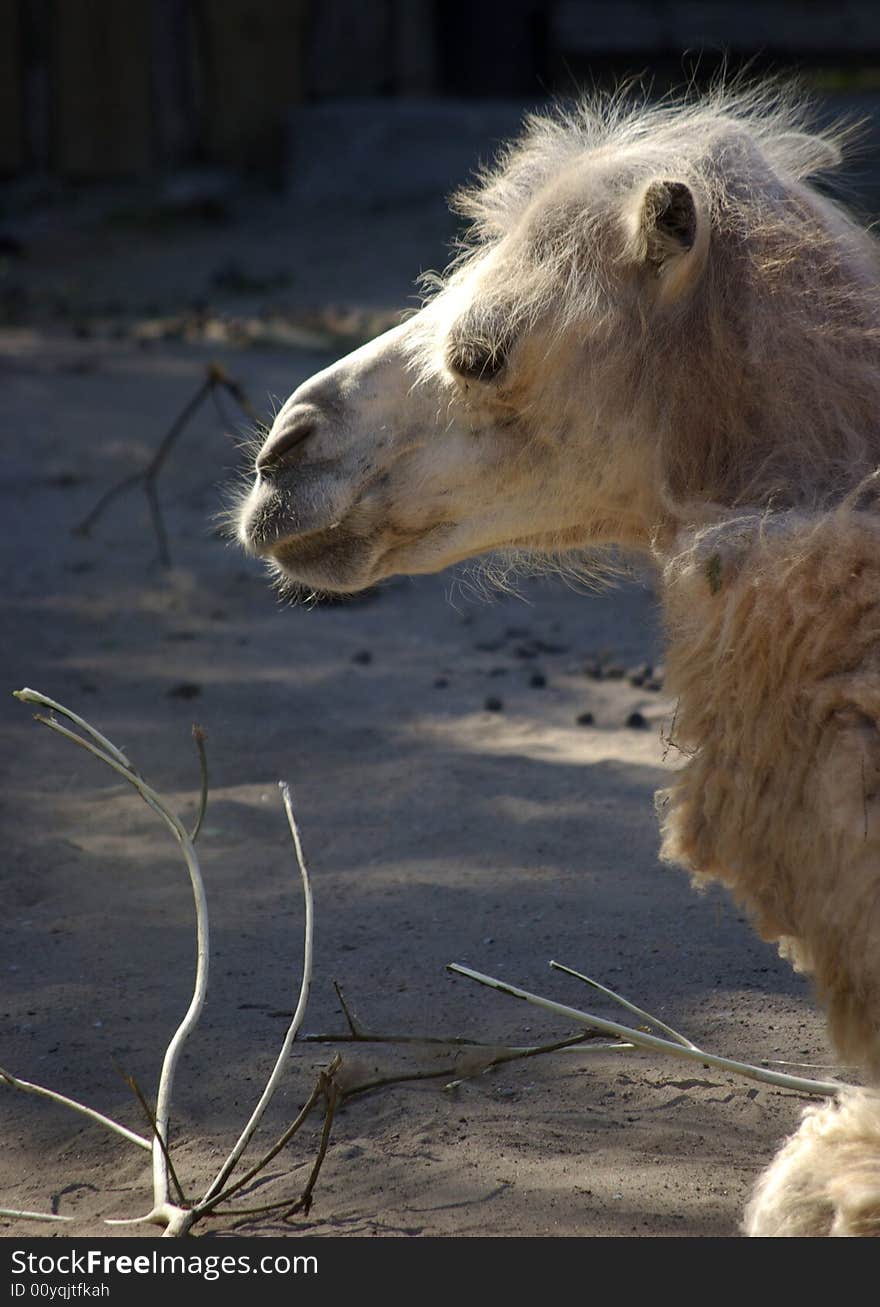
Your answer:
[255,413,315,475]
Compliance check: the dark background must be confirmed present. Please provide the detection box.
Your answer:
[3,0,880,180]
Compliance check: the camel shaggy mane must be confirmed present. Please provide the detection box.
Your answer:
[660,495,880,1234]
[661,499,880,1069]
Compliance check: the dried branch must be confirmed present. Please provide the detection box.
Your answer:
[189,724,208,843]
[549,960,698,1049]
[7,691,331,1235]
[73,363,257,567]
[0,1208,74,1223]
[448,963,850,1098]
[14,688,131,767]
[198,1066,335,1216]
[333,979,366,1038]
[0,1068,150,1152]
[11,688,209,1230]
[282,1067,339,1221]
[118,1069,188,1208]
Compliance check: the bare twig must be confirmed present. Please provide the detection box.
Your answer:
[340,1035,621,1099]
[0,1209,74,1223]
[282,1081,338,1220]
[332,979,366,1038]
[8,689,334,1235]
[0,1068,150,1152]
[198,1066,335,1215]
[73,363,257,566]
[448,963,850,1098]
[440,1032,624,1091]
[12,688,210,1228]
[549,960,698,1049]
[212,1024,626,1223]
[189,725,208,843]
[14,688,131,767]
[301,1028,606,1050]
[118,1069,188,1208]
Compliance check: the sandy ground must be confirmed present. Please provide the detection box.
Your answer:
[0,186,835,1239]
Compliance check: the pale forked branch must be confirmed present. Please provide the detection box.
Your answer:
[448,963,850,1098]
[11,687,210,1226]
[0,1209,74,1223]
[7,688,322,1235]
[72,363,258,569]
[14,688,131,768]
[0,1069,150,1152]
[549,960,698,1049]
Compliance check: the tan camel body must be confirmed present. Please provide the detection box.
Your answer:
[237,87,880,1235]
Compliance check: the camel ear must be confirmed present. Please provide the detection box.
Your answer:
[630,179,707,301]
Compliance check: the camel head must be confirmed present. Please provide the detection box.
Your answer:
[237,91,876,595]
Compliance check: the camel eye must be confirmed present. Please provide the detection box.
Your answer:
[447,337,508,383]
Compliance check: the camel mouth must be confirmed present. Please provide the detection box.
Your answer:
[248,501,459,593]
[236,472,383,591]
[266,524,380,593]
[237,466,363,558]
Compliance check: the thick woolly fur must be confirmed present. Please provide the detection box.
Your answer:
[660,502,880,1233]
[743,1090,880,1236]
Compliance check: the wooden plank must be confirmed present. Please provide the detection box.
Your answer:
[54,0,154,177]
[0,0,25,173]
[195,0,309,172]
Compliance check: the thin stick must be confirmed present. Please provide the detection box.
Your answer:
[282,1072,338,1219]
[225,1197,311,1222]
[215,368,258,423]
[448,964,848,1098]
[74,376,211,544]
[0,1209,74,1223]
[13,688,131,767]
[210,1061,343,1225]
[0,1069,150,1151]
[71,471,142,539]
[72,364,258,567]
[332,979,365,1037]
[301,1030,602,1050]
[189,725,208,843]
[199,782,314,1206]
[332,1034,625,1101]
[31,714,171,830]
[441,1034,626,1091]
[549,960,698,1049]
[15,691,210,1215]
[198,1072,330,1215]
[216,1029,623,1223]
[119,1070,188,1208]
[145,480,171,569]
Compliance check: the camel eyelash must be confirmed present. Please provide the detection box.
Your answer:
[446,338,510,383]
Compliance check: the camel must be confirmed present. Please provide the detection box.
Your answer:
[236,84,880,1236]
